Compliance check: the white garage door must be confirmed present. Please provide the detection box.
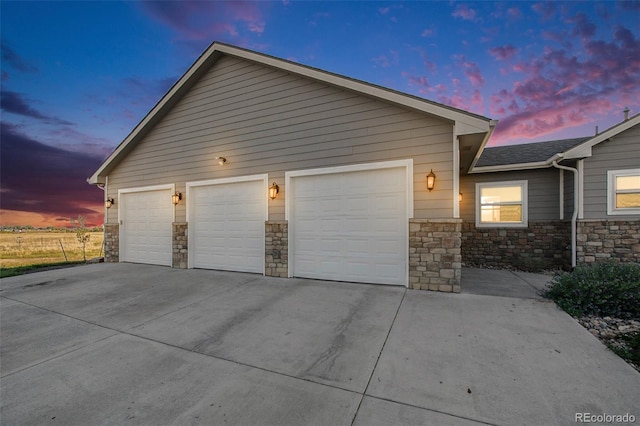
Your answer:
[120,187,173,266]
[188,177,266,273]
[289,164,409,286]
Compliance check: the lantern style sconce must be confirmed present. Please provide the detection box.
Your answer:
[268,182,280,200]
[459,192,463,202]
[215,156,227,165]
[105,197,115,209]
[426,169,436,191]
[172,192,183,205]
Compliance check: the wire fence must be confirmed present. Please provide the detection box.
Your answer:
[0,232,105,268]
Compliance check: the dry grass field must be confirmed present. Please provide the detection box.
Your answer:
[0,231,104,268]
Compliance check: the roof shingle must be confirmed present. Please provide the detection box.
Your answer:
[476,137,590,167]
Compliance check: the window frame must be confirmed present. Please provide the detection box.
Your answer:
[607,169,640,215]
[475,180,528,228]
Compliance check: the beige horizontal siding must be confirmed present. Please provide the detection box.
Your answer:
[107,55,455,223]
[460,168,561,222]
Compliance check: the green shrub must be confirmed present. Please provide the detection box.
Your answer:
[544,262,640,319]
[609,332,640,366]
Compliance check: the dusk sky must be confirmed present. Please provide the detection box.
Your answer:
[1,1,639,227]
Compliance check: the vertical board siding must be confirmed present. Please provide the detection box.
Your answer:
[583,124,640,219]
[459,168,561,221]
[107,55,454,223]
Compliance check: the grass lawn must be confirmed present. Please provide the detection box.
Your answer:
[0,231,104,271]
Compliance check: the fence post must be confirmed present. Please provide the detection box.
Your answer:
[58,239,68,261]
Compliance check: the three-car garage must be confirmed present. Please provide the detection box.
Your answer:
[117,160,412,287]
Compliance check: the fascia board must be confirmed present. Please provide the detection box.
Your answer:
[88,43,224,184]
[467,120,498,172]
[469,161,551,174]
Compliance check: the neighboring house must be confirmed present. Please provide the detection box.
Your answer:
[89,42,496,293]
[461,113,640,270]
[89,42,639,292]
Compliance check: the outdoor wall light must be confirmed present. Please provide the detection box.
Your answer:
[105,197,115,209]
[172,192,183,205]
[216,156,227,165]
[427,169,436,191]
[459,192,463,202]
[268,182,280,200]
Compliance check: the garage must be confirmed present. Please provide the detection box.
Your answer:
[119,185,174,266]
[187,175,267,273]
[287,161,412,286]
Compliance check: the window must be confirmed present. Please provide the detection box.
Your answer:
[476,181,528,227]
[608,169,640,215]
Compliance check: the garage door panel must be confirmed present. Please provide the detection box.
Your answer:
[190,179,265,273]
[120,189,173,267]
[291,166,408,286]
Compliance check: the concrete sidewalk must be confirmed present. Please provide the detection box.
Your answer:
[1,264,638,425]
[461,267,553,299]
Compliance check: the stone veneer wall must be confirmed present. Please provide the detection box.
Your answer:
[104,223,119,263]
[409,219,462,293]
[577,219,640,264]
[265,221,288,277]
[461,221,571,271]
[172,222,188,269]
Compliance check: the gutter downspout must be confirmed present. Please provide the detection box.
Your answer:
[551,159,578,268]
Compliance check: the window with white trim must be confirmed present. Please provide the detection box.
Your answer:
[475,181,528,227]
[607,169,640,215]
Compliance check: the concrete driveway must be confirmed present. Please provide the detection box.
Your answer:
[1,264,638,425]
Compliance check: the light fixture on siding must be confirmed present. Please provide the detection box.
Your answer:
[427,169,436,191]
[216,156,227,165]
[268,182,280,200]
[105,197,115,209]
[172,192,183,205]
[459,192,463,202]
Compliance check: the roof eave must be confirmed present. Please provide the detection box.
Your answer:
[563,113,640,160]
[467,120,499,173]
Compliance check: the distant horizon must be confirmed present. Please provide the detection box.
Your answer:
[2,1,639,227]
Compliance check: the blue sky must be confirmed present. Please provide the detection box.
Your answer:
[1,1,639,226]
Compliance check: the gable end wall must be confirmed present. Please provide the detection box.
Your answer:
[106,55,456,224]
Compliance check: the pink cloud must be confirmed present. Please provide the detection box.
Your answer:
[452,4,480,22]
[568,12,597,40]
[140,1,267,40]
[507,7,522,19]
[373,50,399,68]
[460,60,484,87]
[248,21,266,34]
[402,72,430,91]
[421,28,434,37]
[489,45,517,61]
[489,24,640,144]
[531,2,557,21]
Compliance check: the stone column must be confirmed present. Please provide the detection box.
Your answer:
[265,221,288,277]
[409,219,462,292]
[104,223,119,263]
[172,222,188,269]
